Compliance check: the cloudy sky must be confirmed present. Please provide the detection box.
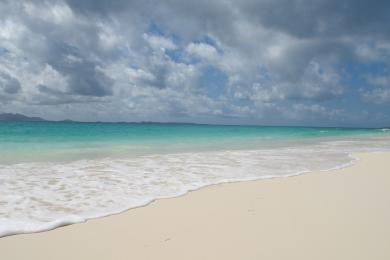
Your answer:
[0,0,389,126]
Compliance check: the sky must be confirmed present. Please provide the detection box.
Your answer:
[0,0,389,127]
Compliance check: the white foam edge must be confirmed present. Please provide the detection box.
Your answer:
[1,149,389,238]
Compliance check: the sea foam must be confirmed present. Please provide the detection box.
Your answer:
[1,135,390,237]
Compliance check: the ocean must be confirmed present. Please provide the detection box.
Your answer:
[1,122,390,237]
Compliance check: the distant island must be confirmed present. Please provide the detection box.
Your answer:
[0,113,204,125]
[0,113,47,122]
[0,113,191,124]
[0,113,388,129]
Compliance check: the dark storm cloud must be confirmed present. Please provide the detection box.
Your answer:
[36,84,106,105]
[240,0,390,39]
[37,84,63,96]
[46,43,113,97]
[0,72,21,94]
[65,0,133,15]
[0,1,115,102]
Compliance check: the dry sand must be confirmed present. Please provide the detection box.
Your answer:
[1,152,390,260]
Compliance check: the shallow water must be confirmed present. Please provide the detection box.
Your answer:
[1,122,390,237]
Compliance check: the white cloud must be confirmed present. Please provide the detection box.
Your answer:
[366,75,390,88]
[361,75,390,104]
[23,2,74,25]
[186,42,219,61]
[362,88,390,104]
[143,33,176,51]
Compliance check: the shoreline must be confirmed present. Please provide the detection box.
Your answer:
[1,152,390,259]
[0,150,364,238]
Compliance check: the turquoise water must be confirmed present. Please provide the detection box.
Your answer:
[1,122,390,237]
[0,121,386,163]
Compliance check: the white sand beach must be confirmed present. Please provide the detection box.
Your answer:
[1,152,389,260]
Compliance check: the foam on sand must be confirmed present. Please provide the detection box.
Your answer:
[1,135,390,237]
